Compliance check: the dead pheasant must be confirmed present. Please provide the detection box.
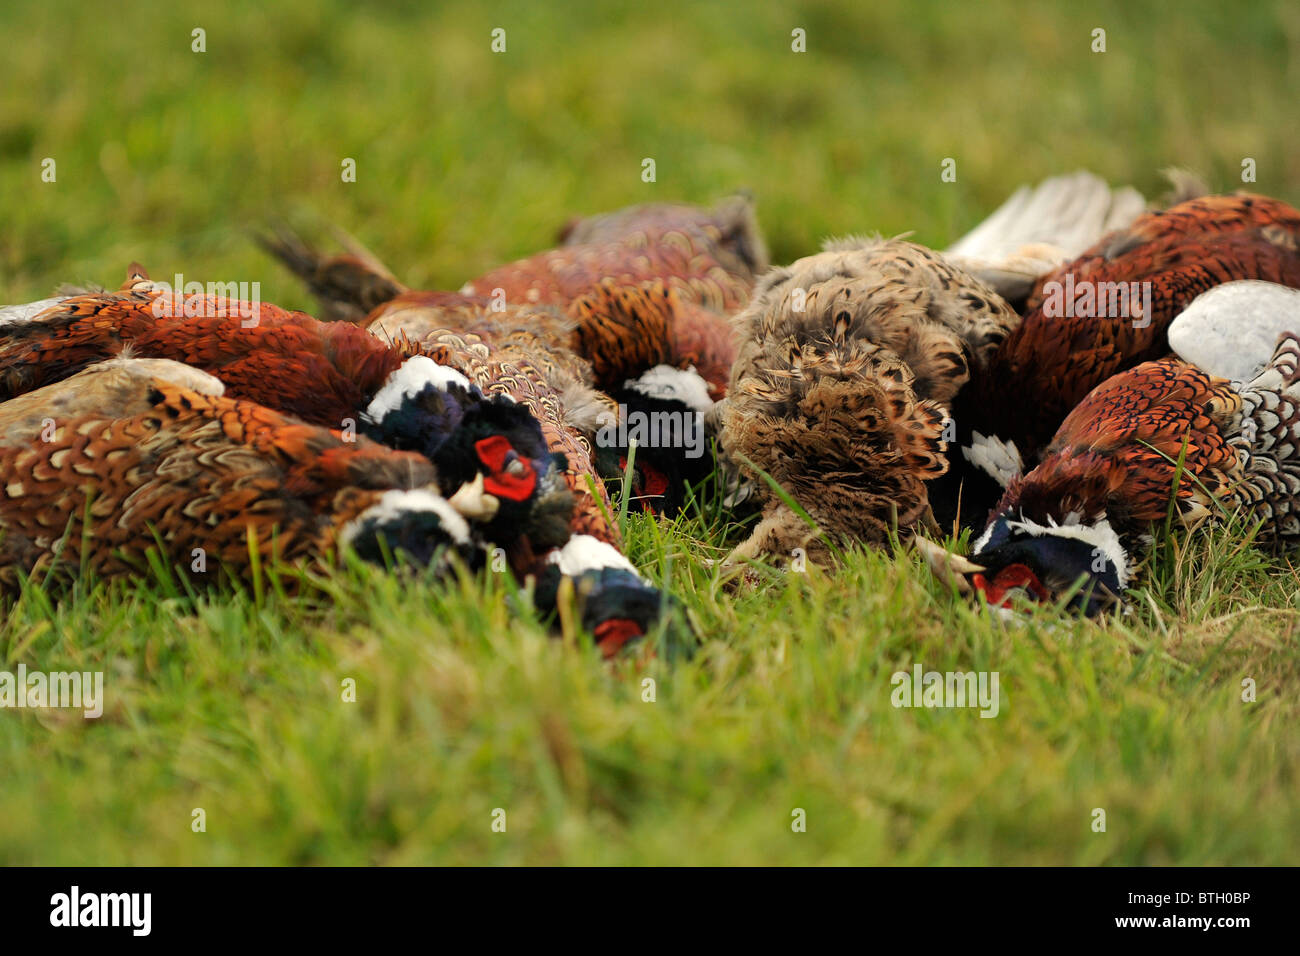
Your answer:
[364,292,611,539]
[461,224,754,315]
[0,279,406,426]
[262,221,743,516]
[0,272,570,560]
[3,274,683,655]
[259,223,702,647]
[362,292,685,654]
[961,193,1300,474]
[256,196,765,324]
[0,358,480,592]
[718,237,1020,565]
[260,204,750,389]
[928,335,1300,613]
[556,194,769,277]
[565,279,735,515]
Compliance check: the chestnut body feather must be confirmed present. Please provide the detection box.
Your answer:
[0,284,404,428]
[969,194,1300,463]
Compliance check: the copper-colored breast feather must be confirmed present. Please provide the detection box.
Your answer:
[565,278,737,395]
[999,359,1242,534]
[1027,194,1300,305]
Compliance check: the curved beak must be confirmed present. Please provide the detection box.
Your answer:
[448,473,500,520]
[912,537,985,594]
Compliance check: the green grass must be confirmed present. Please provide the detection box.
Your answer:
[2,0,1299,864]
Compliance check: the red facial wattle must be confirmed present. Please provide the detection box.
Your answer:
[475,435,537,503]
[594,618,645,657]
[638,463,669,499]
[619,457,670,507]
[972,563,1049,608]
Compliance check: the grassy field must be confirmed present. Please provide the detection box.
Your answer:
[1,0,1298,865]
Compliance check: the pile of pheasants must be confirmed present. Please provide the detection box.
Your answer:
[5,171,1300,651]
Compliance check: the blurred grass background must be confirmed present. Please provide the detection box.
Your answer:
[1,0,1298,865]
[4,0,1299,301]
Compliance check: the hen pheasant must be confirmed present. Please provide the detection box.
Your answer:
[0,358,478,592]
[718,237,1020,564]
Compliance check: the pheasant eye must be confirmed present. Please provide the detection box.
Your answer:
[505,458,527,478]
[474,435,514,471]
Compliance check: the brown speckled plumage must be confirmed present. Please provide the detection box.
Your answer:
[720,238,1017,562]
[463,225,755,315]
[556,194,769,278]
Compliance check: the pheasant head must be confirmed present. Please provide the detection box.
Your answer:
[967,508,1133,615]
[359,355,573,552]
[941,359,1242,614]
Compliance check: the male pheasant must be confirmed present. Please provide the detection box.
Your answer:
[0,358,478,592]
[262,215,747,517]
[961,193,1300,472]
[926,334,1300,614]
[2,275,680,655]
[361,291,687,655]
[0,271,571,558]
